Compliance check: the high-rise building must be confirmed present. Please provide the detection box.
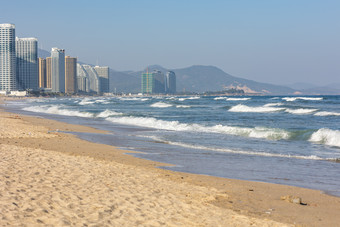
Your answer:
[165,71,176,94]
[65,56,77,94]
[16,37,38,91]
[51,48,65,93]
[94,66,109,93]
[0,23,16,91]
[46,57,51,88]
[38,58,46,88]
[141,70,165,94]
[76,64,100,94]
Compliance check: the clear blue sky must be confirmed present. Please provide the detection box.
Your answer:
[1,0,339,85]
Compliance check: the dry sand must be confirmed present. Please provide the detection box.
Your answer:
[1,97,340,226]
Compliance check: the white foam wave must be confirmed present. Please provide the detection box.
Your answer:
[140,98,149,101]
[214,97,227,100]
[140,135,325,160]
[178,96,200,101]
[94,99,110,104]
[106,116,290,140]
[176,105,191,108]
[229,104,285,113]
[309,128,340,148]
[264,103,284,107]
[285,108,318,115]
[97,110,123,118]
[282,97,323,102]
[314,111,340,116]
[226,98,251,101]
[23,105,94,118]
[78,98,95,105]
[150,102,172,108]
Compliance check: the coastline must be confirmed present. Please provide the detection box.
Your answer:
[1,97,340,226]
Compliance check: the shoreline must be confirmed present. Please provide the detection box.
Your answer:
[1,97,340,226]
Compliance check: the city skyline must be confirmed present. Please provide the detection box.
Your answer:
[1,0,339,86]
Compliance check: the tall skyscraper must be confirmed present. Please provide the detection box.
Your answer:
[46,57,52,88]
[165,71,176,94]
[94,66,109,93]
[16,37,38,91]
[38,58,46,88]
[65,56,77,94]
[141,70,165,94]
[77,64,100,94]
[51,48,65,93]
[0,23,16,91]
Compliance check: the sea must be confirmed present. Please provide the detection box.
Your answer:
[4,95,340,196]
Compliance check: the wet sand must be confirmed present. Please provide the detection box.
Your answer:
[1,97,340,226]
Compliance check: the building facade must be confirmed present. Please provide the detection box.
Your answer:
[38,58,46,88]
[94,66,109,93]
[77,64,100,94]
[16,37,38,91]
[65,56,77,94]
[51,48,65,93]
[46,57,51,88]
[0,23,16,91]
[141,70,165,94]
[165,71,176,94]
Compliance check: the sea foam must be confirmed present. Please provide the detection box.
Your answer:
[23,105,94,118]
[282,97,323,102]
[314,111,340,116]
[106,116,290,140]
[309,128,340,148]
[285,108,318,115]
[226,97,251,101]
[150,102,172,108]
[228,104,285,113]
[97,109,123,118]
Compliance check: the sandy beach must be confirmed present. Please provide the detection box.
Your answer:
[1,98,340,226]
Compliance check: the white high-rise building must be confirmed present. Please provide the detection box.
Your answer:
[165,71,176,94]
[94,66,109,93]
[0,24,16,91]
[16,37,38,91]
[77,64,100,94]
[51,47,65,93]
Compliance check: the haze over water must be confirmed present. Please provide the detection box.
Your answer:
[7,95,340,196]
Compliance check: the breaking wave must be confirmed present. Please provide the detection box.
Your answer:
[176,105,191,108]
[23,105,94,118]
[78,98,95,105]
[285,108,318,115]
[214,97,227,100]
[314,111,340,116]
[178,96,200,101]
[229,104,285,113]
[106,116,290,140]
[140,135,326,160]
[151,102,172,108]
[226,98,251,101]
[309,128,340,148]
[96,109,123,118]
[282,97,323,102]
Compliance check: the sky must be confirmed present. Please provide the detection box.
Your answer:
[1,0,339,86]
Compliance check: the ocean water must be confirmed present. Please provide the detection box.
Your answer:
[4,95,340,196]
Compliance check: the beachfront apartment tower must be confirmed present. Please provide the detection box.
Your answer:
[165,71,176,94]
[38,58,46,88]
[46,57,51,88]
[94,66,109,93]
[141,70,165,94]
[0,23,16,91]
[16,37,38,91]
[76,64,100,94]
[51,48,65,93]
[65,56,77,94]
